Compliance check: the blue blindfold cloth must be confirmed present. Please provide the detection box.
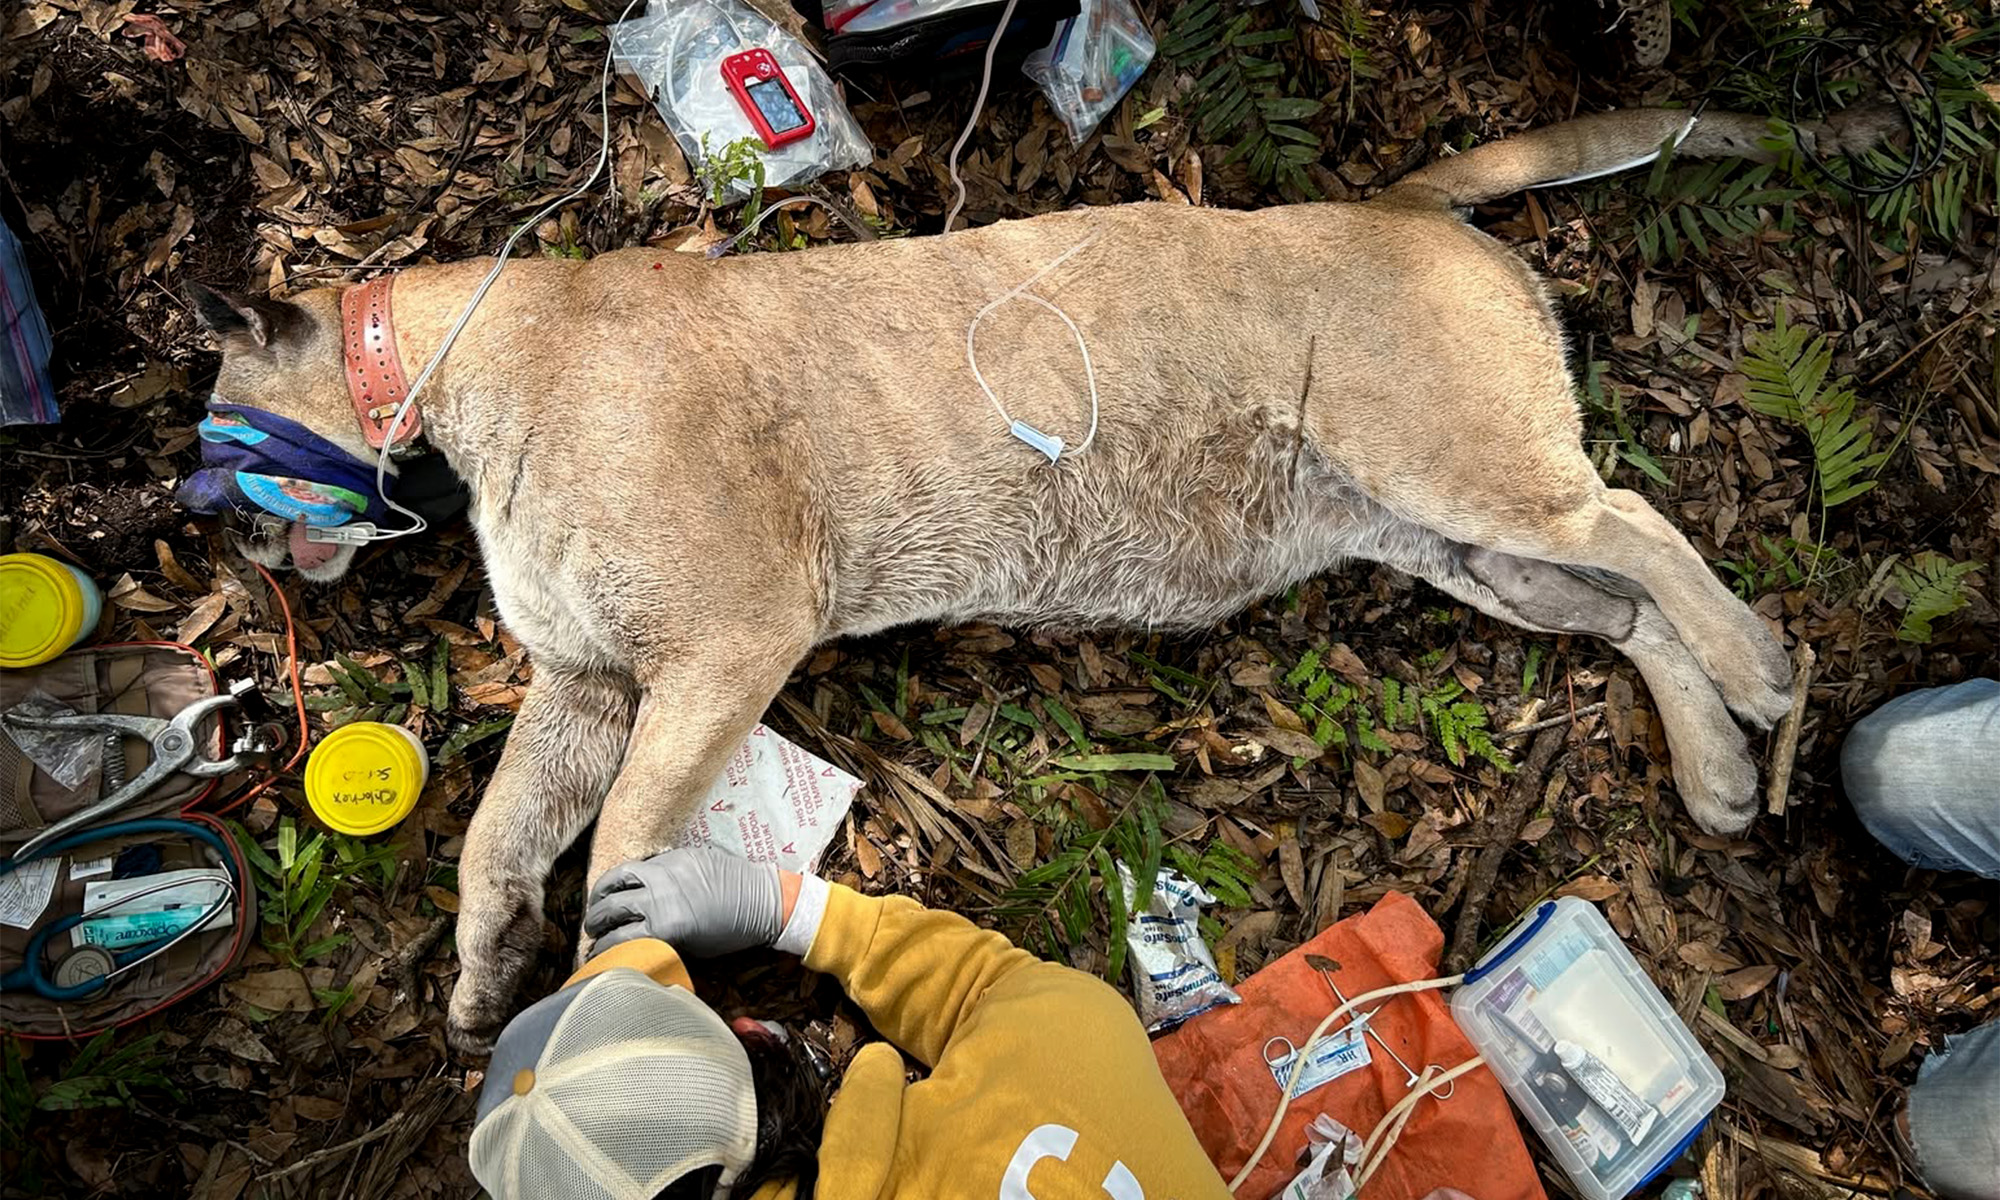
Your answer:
[179,401,392,527]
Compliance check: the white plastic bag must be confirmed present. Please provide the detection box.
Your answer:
[1270,1114,1365,1200]
[1022,0,1155,144]
[831,0,991,33]
[612,0,872,201]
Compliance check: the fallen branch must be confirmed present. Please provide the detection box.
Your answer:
[1446,725,1567,974]
[1718,1122,1903,1195]
[1766,641,1817,816]
[387,915,451,1009]
[1496,700,1605,740]
[255,1112,408,1186]
[352,1078,464,1200]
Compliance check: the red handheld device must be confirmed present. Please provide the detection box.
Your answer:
[720,49,816,149]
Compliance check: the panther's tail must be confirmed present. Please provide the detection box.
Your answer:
[1376,103,1902,210]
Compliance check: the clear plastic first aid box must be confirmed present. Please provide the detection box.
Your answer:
[1451,897,1724,1200]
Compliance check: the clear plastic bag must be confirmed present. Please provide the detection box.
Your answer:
[612,1,872,203]
[3,695,102,790]
[1021,0,1155,144]
[1273,1114,1365,1200]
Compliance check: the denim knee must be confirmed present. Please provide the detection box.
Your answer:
[1840,679,2000,880]
[1907,1020,2000,1200]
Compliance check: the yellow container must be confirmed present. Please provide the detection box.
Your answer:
[0,553,103,669]
[305,722,429,836]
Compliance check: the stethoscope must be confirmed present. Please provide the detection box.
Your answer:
[0,819,241,1002]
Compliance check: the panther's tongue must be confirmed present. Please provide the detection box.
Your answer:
[289,520,338,571]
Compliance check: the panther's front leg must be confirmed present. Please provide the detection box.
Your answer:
[446,661,637,1055]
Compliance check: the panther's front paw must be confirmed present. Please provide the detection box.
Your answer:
[446,892,545,1057]
[1673,727,1760,836]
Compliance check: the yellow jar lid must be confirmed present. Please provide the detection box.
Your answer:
[305,722,429,836]
[0,553,89,669]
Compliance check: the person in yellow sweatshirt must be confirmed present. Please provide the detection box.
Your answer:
[467,846,1237,1199]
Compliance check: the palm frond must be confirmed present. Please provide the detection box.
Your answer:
[994,778,1170,980]
[1164,840,1260,909]
[1162,0,1322,196]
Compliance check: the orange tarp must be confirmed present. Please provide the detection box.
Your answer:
[1153,892,1547,1200]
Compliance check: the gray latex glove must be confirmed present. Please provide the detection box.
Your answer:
[583,847,784,958]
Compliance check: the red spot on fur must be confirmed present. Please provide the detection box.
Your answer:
[652,262,663,270]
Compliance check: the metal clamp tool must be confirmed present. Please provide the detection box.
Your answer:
[1316,962,1456,1100]
[3,694,247,862]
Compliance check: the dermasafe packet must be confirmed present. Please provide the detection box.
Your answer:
[674,723,864,873]
[1119,863,1239,1032]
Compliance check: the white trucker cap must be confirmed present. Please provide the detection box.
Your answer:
[469,967,758,1199]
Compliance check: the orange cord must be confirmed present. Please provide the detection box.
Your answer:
[213,561,310,816]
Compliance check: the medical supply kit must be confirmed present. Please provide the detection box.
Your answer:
[1152,892,1724,1200]
[1452,898,1723,1200]
[1155,893,1543,1200]
[1,644,262,1037]
[1021,0,1155,144]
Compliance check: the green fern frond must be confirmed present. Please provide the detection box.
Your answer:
[1742,307,1888,508]
[1417,682,1513,772]
[1631,154,1806,266]
[1860,42,1998,246]
[1890,553,1984,643]
[1334,0,1379,80]
[1286,648,1395,761]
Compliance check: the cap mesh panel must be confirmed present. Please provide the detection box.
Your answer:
[553,1054,753,1186]
[518,1109,621,1199]
[468,970,758,1200]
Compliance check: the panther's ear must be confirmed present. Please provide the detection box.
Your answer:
[187,281,305,350]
